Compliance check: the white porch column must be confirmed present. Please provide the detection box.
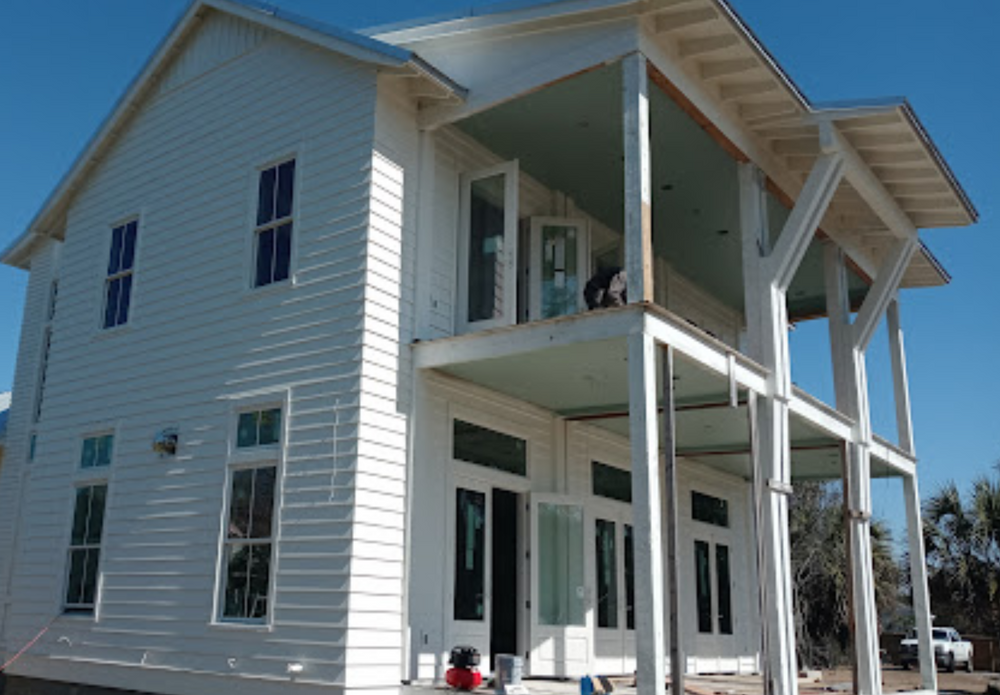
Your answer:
[623,52,653,304]
[903,473,937,690]
[738,163,800,695]
[661,345,683,695]
[628,330,666,695]
[886,299,915,455]
[824,243,881,695]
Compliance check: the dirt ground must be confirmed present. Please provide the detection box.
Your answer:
[808,665,997,694]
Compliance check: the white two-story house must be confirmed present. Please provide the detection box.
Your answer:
[0,2,976,695]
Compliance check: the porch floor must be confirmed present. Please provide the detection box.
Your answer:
[403,665,991,695]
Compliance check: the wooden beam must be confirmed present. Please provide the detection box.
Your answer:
[719,80,779,102]
[852,237,917,351]
[623,53,654,303]
[768,150,845,291]
[700,57,759,81]
[653,7,718,33]
[628,330,667,695]
[886,299,915,455]
[678,34,739,59]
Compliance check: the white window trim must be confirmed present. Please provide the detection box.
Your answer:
[61,480,110,617]
[93,211,145,337]
[245,151,302,294]
[212,390,289,629]
[456,159,520,335]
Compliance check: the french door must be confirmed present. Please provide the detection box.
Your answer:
[592,504,636,675]
[691,529,736,670]
[529,495,591,676]
[458,161,519,333]
[528,217,590,321]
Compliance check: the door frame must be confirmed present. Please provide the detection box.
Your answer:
[590,497,635,675]
[445,462,531,673]
[527,216,590,322]
[457,160,520,334]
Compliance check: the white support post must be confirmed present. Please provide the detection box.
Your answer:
[739,162,799,695]
[628,330,666,695]
[886,300,915,454]
[661,345,683,695]
[413,129,438,341]
[903,473,937,691]
[824,243,881,695]
[623,52,654,303]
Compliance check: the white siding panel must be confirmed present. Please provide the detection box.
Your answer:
[2,21,382,691]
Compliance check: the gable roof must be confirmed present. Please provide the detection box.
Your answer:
[1,0,464,270]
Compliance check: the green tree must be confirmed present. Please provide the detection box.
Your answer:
[790,481,901,668]
[923,466,1000,634]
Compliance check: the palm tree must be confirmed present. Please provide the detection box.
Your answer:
[923,465,1000,634]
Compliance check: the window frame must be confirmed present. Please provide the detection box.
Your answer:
[217,462,279,625]
[80,431,116,470]
[101,217,141,330]
[214,392,288,628]
[249,155,299,291]
[62,481,110,615]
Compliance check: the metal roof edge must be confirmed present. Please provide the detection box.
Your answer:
[898,100,979,224]
[3,0,464,271]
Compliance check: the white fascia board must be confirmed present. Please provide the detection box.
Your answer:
[2,0,207,271]
[789,387,854,442]
[412,306,642,370]
[642,309,769,395]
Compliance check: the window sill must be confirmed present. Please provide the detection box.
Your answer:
[92,322,133,342]
[209,619,273,633]
[242,276,296,301]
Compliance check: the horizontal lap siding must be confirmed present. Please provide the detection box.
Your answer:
[0,241,60,652]
[4,17,379,692]
[340,80,419,689]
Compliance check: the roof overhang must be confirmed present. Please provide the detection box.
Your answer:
[370,0,975,289]
[2,0,464,270]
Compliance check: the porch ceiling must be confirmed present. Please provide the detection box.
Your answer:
[432,327,877,482]
[455,63,870,321]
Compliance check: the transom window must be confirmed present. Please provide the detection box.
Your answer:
[253,159,295,288]
[592,461,632,503]
[692,490,729,527]
[104,220,138,328]
[237,408,282,448]
[221,465,277,622]
[65,484,107,613]
[81,434,114,469]
[452,419,527,476]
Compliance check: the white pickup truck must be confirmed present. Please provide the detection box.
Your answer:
[900,627,974,672]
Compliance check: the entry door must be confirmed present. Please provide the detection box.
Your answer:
[528,217,590,321]
[530,495,591,676]
[449,479,522,673]
[458,161,519,333]
[593,507,636,675]
[691,529,736,670]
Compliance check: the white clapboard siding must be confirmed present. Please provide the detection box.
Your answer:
[1,14,393,691]
[0,240,61,652]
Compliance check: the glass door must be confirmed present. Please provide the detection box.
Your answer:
[458,162,519,333]
[449,481,492,662]
[529,217,590,321]
[593,507,636,675]
[530,495,591,676]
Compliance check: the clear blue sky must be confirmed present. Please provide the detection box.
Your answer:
[1,1,997,543]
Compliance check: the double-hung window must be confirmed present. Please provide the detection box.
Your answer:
[65,484,107,613]
[104,220,138,328]
[221,465,277,622]
[253,159,295,288]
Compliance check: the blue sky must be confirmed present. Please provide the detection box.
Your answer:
[1,0,997,543]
